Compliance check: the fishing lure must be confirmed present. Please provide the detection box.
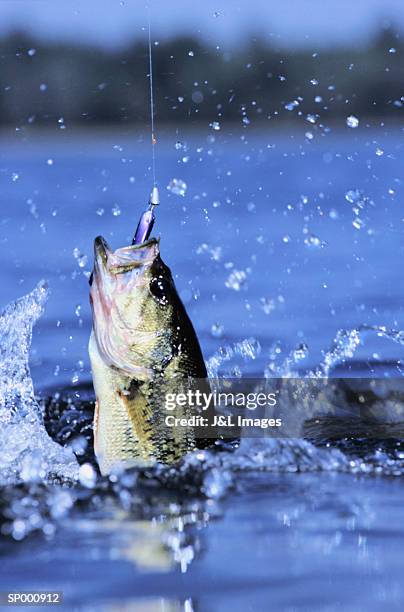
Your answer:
[133,186,159,245]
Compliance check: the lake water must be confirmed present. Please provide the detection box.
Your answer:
[1,125,404,611]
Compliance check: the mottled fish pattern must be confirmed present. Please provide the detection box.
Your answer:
[89,236,213,475]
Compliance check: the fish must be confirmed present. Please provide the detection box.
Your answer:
[89,235,214,475]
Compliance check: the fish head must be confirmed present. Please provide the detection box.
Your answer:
[90,235,177,379]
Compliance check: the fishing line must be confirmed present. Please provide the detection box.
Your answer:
[147,2,157,187]
[132,3,160,245]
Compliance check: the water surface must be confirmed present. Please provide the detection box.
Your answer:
[1,125,404,610]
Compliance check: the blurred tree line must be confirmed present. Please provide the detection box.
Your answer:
[0,27,403,127]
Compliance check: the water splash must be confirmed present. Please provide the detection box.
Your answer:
[315,328,362,377]
[0,283,78,486]
[264,324,404,380]
[207,338,261,377]
[3,285,404,546]
[275,343,310,377]
[315,324,404,378]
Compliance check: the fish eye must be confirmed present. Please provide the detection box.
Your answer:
[89,272,94,286]
[149,275,170,306]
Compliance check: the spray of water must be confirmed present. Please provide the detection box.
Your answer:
[0,282,78,486]
[1,286,404,542]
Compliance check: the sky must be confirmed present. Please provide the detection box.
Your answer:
[0,0,403,48]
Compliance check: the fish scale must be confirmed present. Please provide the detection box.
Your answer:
[89,236,214,475]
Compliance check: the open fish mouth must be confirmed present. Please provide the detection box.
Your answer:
[93,235,160,274]
[89,236,164,380]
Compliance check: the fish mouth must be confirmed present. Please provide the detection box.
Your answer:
[94,236,160,273]
[90,235,161,379]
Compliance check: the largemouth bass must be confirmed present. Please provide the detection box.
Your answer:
[89,235,213,475]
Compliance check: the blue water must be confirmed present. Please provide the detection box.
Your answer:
[1,125,404,610]
[2,125,404,387]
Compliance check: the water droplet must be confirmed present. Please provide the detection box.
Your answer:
[292,343,309,361]
[352,218,365,230]
[96,207,104,216]
[39,83,47,92]
[236,337,261,360]
[225,269,248,291]
[188,50,194,57]
[73,248,88,268]
[260,297,276,315]
[78,463,97,488]
[389,47,397,54]
[375,147,384,156]
[27,199,38,219]
[310,78,319,85]
[196,243,222,261]
[112,204,121,216]
[11,172,19,182]
[345,189,361,204]
[304,233,326,249]
[346,115,359,128]
[285,100,299,111]
[211,323,224,338]
[167,178,187,197]
[210,121,221,131]
[47,158,54,166]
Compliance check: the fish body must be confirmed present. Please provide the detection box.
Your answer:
[89,236,212,475]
